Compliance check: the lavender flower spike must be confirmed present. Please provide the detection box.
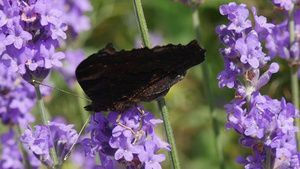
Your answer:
[82,106,169,168]
[21,119,78,167]
[217,2,300,168]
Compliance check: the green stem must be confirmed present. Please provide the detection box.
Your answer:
[15,125,32,169]
[192,7,224,169]
[132,0,151,47]
[288,4,300,152]
[265,149,271,169]
[34,84,59,169]
[157,99,181,169]
[132,0,181,168]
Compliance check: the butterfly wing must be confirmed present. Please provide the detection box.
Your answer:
[75,40,205,112]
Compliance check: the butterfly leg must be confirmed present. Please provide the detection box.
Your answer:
[116,113,137,136]
[136,106,145,115]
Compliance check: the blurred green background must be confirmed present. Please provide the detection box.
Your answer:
[1,0,294,168]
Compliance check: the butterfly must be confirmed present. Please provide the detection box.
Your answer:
[75,40,205,113]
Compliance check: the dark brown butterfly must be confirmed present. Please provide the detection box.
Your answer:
[75,40,205,113]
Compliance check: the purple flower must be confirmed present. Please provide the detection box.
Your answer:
[0,129,41,169]
[0,1,19,27]
[225,92,300,167]
[270,0,298,11]
[82,106,169,168]
[21,125,53,166]
[173,0,204,7]
[70,146,99,169]
[0,0,69,82]
[3,23,32,49]
[58,0,92,37]
[265,20,290,59]
[236,148,267,169]
[235,31,265,69]
[36,40,65,69]
[135,32,164,48]
[250,63,279,91]
[49,120,78,163]
[138,140,166,169]
[219,2,252,33]
[56,49,86,87]
[1,0,91,88]
[34,0,63,26]
[113,136,142,161]
[264,6,300,64]
[0,63,51,128]
[217,2,300,168]
[21,119,78,167]
[252,7,274,34]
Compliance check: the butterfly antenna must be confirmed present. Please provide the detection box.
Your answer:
[64,114,91,161]
[32,80,92,102]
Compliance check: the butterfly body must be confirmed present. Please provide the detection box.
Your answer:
[75,40,205,112]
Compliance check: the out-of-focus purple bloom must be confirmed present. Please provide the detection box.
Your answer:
[57,49,86,88]
[269,0,298,11]
[82,106,169,168]
[21,120,79,167]
[0,63,34,128]
[236,148,267,169]
[217,2,300,168]
[173,0,204,7]
[0,129,41,169]
[265,21,291,61]
[264,5,300,65]
[135,32,164,48]
[252,7,274,34]
[70,145,99,169]
[57,0,92,37]
[0,63,51,128]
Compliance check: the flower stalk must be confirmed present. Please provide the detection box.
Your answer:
[288,4,300,151]
[132,0,181,168]
[34,84,59,169]
[15,125,32,169]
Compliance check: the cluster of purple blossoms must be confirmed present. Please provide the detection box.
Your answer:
[81,106,170,169]
[264,1,300,70]
[0,62,51,128]
[0,0,89,127]
[0,0,91,83]
[269,0,298,11]
[0,0,92,168]
[217,2,300,168]
[0,129,41,169]
[21,117,78,167]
